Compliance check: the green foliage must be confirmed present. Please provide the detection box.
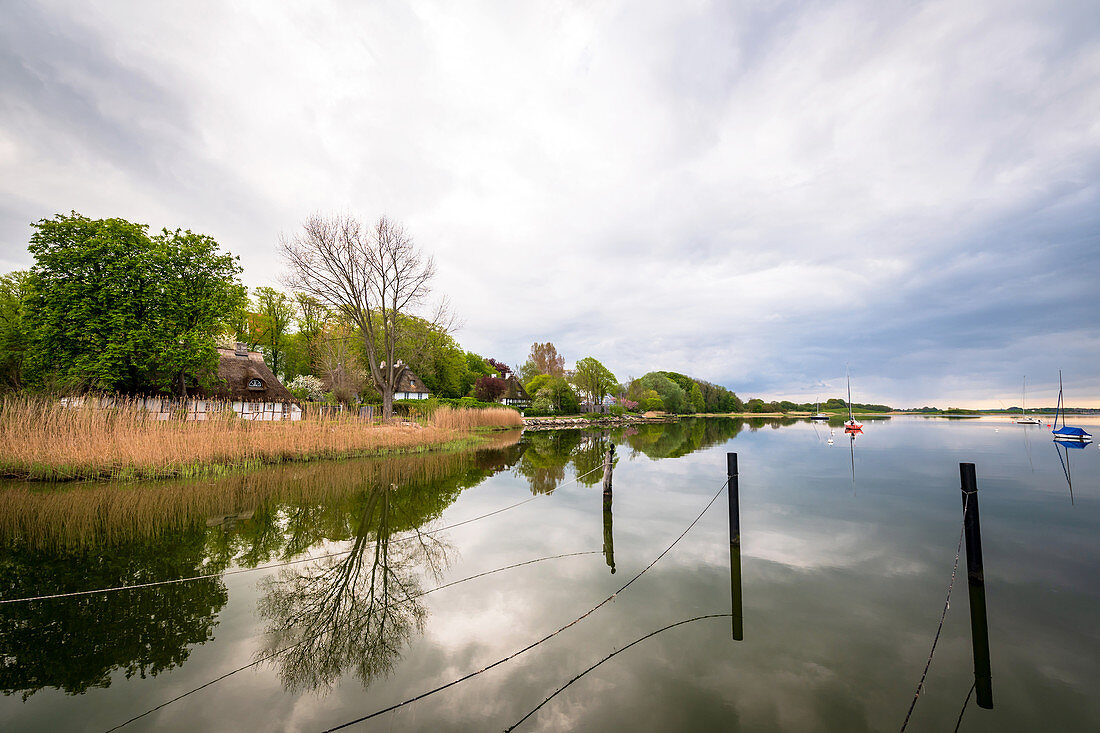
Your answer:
[23,213,246,395]
[0,271,30,390]
[631,373,687,413]
[689,382,705,413]
[531,377,580,414]
[252,286,296,379]
[524,373,554,396]
[571,356,617,406]
[656,371,695,395]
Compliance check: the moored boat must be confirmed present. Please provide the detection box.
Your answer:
[844,369,862,431]
[1051,371,1091,442]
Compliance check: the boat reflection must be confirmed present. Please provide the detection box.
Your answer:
[1054,439,1088,505]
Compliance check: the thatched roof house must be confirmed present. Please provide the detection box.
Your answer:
[395,363,430,400]
[195,343,296,402]
[501,375,531,407]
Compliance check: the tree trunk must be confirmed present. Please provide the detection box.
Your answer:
[177,370,188,398]
[382,388,393,421]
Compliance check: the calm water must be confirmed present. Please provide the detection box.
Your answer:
[1,417,1097,732]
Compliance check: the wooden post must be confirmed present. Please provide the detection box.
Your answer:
[602,444,614,495]
[960,463,993,709]
[602,444,615,573]
[728,453,743,641]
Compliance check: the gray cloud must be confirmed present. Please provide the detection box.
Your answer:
[1,0,1098,406]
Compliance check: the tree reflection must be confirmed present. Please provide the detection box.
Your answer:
[255,485,451,691]
[623,418,745,459]
[0,528,228,700]
[515,431,582,495]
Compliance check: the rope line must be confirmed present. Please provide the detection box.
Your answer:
[953,681,976,733]
[2,464,605,605]
[102,550,600,733]
[899,493,969,732]
[504,613,733,731]
[318,478,730,732]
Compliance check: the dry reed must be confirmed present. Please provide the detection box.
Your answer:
[0,431,524,551]
[428,405,525,431]
[0,395,523,481]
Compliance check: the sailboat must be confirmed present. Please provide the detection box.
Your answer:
[810,401,830,421]
[1051,370,1091,442]
[844,369,862,431]
[1015,376,1041,424]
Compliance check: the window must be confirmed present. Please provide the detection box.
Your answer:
[248,378,263,389]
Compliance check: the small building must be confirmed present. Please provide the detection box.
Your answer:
[500,375,531,407]
[192,343,302,420]
[394,364,431,400]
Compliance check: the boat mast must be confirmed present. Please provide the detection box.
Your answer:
[1056,370,1064,429]
[846,369,854,422]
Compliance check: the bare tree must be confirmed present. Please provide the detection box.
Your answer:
[281,214,444,419]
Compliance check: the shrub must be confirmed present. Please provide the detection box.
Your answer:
[287,375,326,402]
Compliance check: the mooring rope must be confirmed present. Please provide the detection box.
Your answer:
[953,681,976,733]
[102,550,601,733]
[899,493,969,732]
[504,613,733,731]
[318,478,730,732]
[1,464,605,605]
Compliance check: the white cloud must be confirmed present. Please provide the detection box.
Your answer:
[1,0,1098,405]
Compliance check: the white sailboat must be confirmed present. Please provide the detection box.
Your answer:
[1015,376,1041,424]
[810,401,830,421]
[844,369,862,431]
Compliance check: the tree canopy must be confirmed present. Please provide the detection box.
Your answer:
[572,356,617,406]
[520,342,565,382]
[23,213,245,395]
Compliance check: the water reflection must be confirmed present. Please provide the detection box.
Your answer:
[1054,439,1086,504]
[0,527,228,700]
[0,438,523,701]
[256,484,451,691]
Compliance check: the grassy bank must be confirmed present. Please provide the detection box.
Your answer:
[0,396,524,481]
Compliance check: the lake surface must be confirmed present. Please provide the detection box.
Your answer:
[1,416,1097,732]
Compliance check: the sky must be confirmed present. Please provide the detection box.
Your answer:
[1,0,1099,408]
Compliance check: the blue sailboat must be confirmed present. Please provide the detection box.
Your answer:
[1051,370,1091,442]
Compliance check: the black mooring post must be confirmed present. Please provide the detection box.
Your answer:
[602,444,615,573]
[728,452,743,641]
[960,462,993,709]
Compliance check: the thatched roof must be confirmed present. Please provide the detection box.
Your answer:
[194,345,296,402]
[395,365,430,395]
[502,375,530,401]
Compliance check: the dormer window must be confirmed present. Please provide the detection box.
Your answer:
[248,378,264,390]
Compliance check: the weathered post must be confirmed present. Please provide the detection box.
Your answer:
[728,452,743,641]
[960,462,993,709]
[602,444,615,573]
[602,443,614,495]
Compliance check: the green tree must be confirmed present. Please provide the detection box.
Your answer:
[529,376,579,414]
[24,213,245,395]
[572,356,617,407]
[0,271,30,390]
[253,286,297,379]
[294,294,329,372]
[631,372,687,413]
[689,382,705,413]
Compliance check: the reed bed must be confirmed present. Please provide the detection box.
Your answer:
[0,395,522,481]
[0,431,524,551]
[429,405,525,431]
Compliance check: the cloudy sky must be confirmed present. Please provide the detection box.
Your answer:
[2,0,1098,407]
